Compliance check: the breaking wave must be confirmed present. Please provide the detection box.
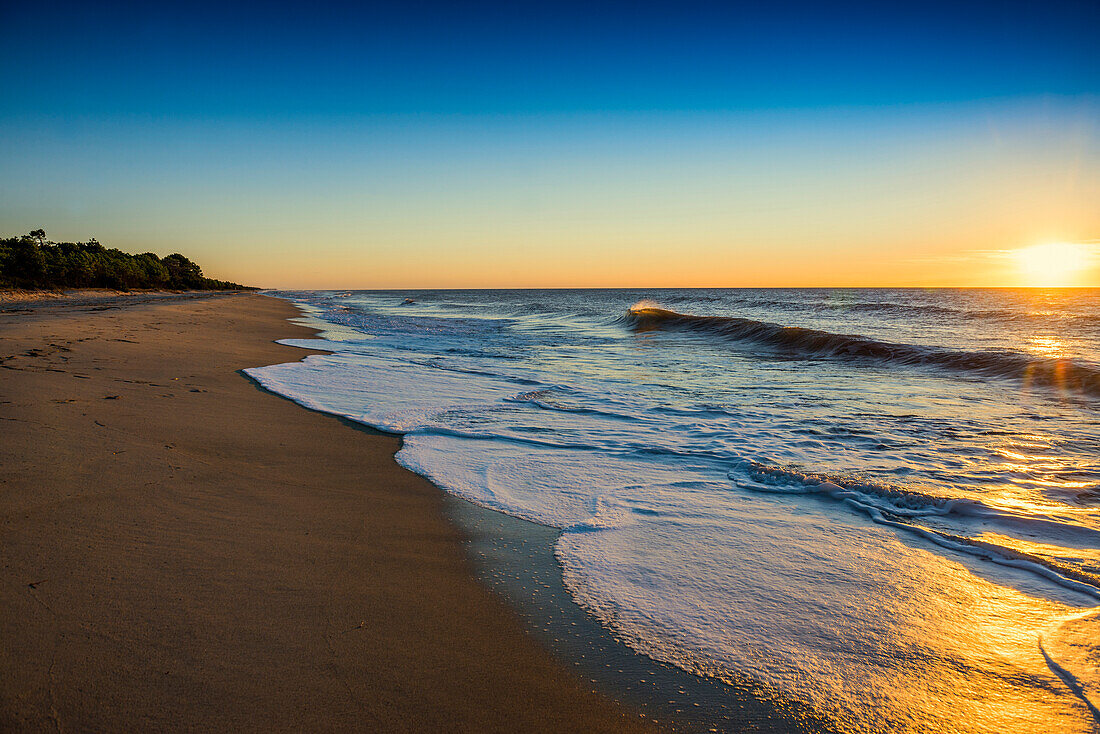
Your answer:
[622,305,1100,398]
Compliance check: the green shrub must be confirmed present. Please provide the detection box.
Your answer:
[0,230,254,291]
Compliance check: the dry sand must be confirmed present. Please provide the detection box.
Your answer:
[0,292,655,732]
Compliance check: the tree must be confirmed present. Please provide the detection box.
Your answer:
[135,253,169,287]
[0,233,251,290]
[9,234,46,285]
[161,253,204,289]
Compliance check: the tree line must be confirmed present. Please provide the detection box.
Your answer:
[0,230,253,291]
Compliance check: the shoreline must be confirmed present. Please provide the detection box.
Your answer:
[442,493,830,733]
[0,292,654,732]
[266,289,1100,734]
[266,295,829,733]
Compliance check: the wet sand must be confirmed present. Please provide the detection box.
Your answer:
[0,292,653,732]
[444,494,829,734]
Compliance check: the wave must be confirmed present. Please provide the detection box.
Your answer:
[506,389,644,424]
[653,292,1100,325]
[621,305,1100,398]
[732,459,1100,600]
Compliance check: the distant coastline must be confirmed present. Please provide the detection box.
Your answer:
[0,229,255,292]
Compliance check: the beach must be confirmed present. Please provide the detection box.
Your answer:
[243,288,1100,733]
[0,292,653,732]
[3,1,1094,729]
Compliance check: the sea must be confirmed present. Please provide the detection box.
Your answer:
[246,288,1100,733]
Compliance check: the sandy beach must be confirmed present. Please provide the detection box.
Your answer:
[0,292,653,732]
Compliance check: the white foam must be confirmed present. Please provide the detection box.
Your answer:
[249,291,1100,733]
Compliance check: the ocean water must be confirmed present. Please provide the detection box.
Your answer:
[247,288,1100,733]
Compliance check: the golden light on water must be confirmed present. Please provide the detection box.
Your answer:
[1025,336,1066,359]
[1014,242,1094,287]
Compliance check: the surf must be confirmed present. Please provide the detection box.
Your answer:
[622,302,1100,398]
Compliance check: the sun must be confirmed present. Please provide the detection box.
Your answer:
[1014,242,1093,287]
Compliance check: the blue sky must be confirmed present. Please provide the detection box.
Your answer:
[4,0,1097,116]
[1,1,1097,286]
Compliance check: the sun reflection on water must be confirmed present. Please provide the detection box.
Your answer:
[1026,335,1067,359]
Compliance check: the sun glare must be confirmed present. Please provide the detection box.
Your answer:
[1014,242,1093,287]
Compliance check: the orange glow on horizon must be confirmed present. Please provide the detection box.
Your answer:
[1014,243,1096,287]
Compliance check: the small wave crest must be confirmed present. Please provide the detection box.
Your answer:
[620,305,1100,398]
[627,299,663,313]
[733,460,982,517]
[732,459,1100,600]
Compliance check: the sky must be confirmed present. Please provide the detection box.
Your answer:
[1,0,1098,287]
